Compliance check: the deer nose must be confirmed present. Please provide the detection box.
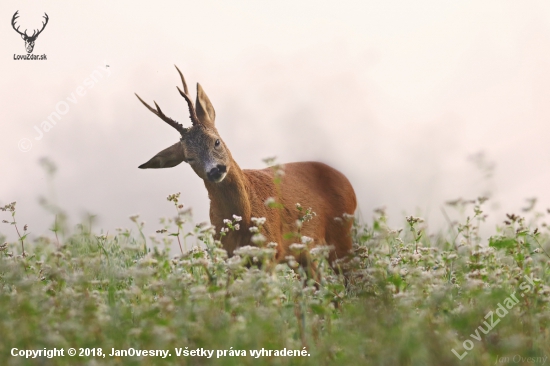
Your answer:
[207,164,227,182]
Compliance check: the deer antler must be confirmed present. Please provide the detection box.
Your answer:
[31,13,49,39]
[174,65,201,126]
[12,11,48,39]
[134,93,188,135]
[11,11,25,37]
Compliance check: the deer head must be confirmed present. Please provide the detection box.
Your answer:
[136,66,232,183]
[12,11,49,54]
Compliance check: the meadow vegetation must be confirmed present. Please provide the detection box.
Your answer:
[1,184,550,365]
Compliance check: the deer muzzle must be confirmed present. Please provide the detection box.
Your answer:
[207,164,227,183]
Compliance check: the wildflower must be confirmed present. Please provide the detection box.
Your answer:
[232,214,242,222]
[285,256,299,269]
[0,202,16,212]
[235,245,259,257]
[267,242,278,249]
[213,248,228,259]
[227,255,243,269]
[265,197,276,206]
[249,226,259,233]
[310,245,333,258]
[167,192,181,203]
[223,219,231,225]
[342,213,354,221]
[406,216,424,225]
[301,208,317,222]
[262,156,277,165]
[289,243,306,252]
[251,217,266,226]
[252,233,266,244]
[234,224,240,231]
[275,169,285,177]
[301,236,313,245]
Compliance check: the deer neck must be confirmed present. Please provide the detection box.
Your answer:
[204,159,251,224]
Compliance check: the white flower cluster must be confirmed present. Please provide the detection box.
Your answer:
[251,217,266,226]
[310,245,333,259]
[289,243,306,252]
[251,233,266,245]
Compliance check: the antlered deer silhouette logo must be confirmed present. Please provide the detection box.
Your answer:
[11,11,49,54]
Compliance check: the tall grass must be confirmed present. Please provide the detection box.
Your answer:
[1,195,549,365]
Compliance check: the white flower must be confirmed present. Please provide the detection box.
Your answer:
[249,226,259,233]
[234,224,240,231]
[342,213,355,220]
[235,245,260,257]
[227,255,243,269]
[310,245,333,258]
[213,248,228,259]
[289,243,306,252]
[232,215,242,222]
[223,219,231,225]
[301,236,313,245]
[267,242,278,249]
[252,233,266,244]
[251,217,266,226]
[264,197,276,206]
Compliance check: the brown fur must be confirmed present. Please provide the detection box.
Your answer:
[136,67,357,268]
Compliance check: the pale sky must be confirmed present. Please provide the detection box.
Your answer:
[2,1,550,246]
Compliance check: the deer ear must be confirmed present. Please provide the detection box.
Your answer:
[138,141,186,169]
[195,83,216,126]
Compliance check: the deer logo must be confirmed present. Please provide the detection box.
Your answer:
[12,11,49,54]
[135,67,357,278]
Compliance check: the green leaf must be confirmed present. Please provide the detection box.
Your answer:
[489,237,516,249]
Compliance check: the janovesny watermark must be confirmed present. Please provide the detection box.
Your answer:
[451,273,539,360]
[494,354,548,364]
[10,347,311,359]
[17,61,111,152]
[11,10,48,57]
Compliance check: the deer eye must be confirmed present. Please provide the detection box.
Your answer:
[214,139,220,147]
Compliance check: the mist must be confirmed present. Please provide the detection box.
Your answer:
[2,1,550,248]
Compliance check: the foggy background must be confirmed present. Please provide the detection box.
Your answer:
[2,1,550,248]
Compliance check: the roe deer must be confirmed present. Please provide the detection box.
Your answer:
[135,66,357,272]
